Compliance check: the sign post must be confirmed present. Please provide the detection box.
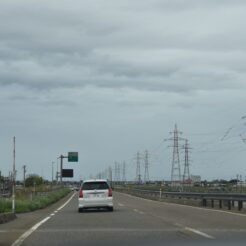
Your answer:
[57,152,78,184]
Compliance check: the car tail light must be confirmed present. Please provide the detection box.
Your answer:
[79,189,83,198]
[108,188,113,197]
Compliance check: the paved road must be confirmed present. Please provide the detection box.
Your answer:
[4,192,246,246]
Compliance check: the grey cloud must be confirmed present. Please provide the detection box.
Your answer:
[0,2,246,106]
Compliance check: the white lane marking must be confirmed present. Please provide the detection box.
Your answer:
[133,208,145,215]
[11,193,76,246]
[0,230,8,233]
[118,203,125,207]
[118,192,246,218]
[185,227,215,239]
[34,228,181,232]
[50,213,55,216]
[11,217,51,246]
[57,192,76,211]
[174,223,183,227]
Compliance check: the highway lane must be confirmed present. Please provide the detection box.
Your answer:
[11,192,246,246]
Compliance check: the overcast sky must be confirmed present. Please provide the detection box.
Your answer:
[0,0,246,182]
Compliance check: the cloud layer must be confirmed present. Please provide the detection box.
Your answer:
[0,0,246,180]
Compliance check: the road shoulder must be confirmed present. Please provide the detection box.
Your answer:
[0,191,75,246]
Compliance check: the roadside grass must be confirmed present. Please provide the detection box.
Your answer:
[0,188,70,213]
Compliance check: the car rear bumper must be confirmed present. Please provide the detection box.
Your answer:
[78,197,113,208]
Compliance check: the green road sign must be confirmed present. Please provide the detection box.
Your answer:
[68,152,78,162]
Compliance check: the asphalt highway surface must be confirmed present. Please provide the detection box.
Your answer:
[2,191,246,246]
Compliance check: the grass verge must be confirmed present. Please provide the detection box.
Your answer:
[0,188,70,213]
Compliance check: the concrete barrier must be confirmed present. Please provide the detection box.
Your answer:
[0,212,16,224]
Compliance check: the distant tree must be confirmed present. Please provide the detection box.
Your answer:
[25,174,44,187]
[219,179,228,185]
[229,179,238,185]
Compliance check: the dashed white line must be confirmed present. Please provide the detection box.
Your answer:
[118,203,125,207]
[185,227,215,239]
[133,208,145,215]
[174,222,215,239]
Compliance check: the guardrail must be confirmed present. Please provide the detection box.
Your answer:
[115,187,246,211]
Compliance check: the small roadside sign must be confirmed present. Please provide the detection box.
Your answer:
[62,169,74,177]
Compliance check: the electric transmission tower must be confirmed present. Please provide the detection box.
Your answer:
[144,150,149,183]
[108,166,112,182]
[183,139,191,183]
[117,163,121,182]
[114,162,118,182]
[114,162,121,183]
[168,124,184,186]
[135,152,141,184]
[122,161,126,182]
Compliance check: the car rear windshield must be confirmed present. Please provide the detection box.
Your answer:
[82,182,109,190]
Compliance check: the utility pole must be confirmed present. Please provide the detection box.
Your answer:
[114,162,119,183]
[57,155,68,185]
[183,139,191,183]
[56,158,59,184]
[12,136,16,213]
[23,165,27,189]
[144,150,149,183]
[136,152,141,184]
[168,124,183,186]
[60,155,63,184]
[52,162,54,183]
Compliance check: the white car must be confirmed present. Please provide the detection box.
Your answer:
[78,179,113,212]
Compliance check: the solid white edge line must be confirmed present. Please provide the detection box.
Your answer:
[57,192,76,211]
[185,227,215,239]
[11,192,76,246]
[11,217,51,246]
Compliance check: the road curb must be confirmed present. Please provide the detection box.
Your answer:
[0,212,17,224]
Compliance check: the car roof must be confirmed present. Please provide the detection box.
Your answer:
[83,179,108,183]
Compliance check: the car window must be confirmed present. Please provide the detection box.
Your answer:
[82,182,109,190]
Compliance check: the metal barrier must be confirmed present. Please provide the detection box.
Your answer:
[115,187,246,211]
